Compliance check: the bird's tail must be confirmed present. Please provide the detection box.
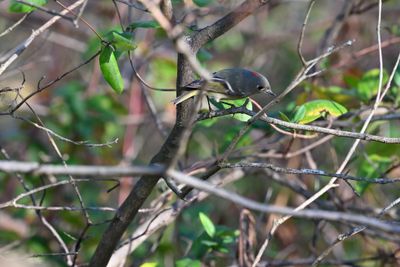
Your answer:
[172,90,200,105]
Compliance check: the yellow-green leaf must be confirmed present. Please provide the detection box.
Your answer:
[99,46,124,93]
[293,99,347,124]
[199,212,215,237]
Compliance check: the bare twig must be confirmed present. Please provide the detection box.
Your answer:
[298,0,315,66]
[0,160,165,176]
[220,162,400,184]
[0,0,86,76]
[4,50,101,115]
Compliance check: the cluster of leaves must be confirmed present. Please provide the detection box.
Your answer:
[141,212,238,267]
[8,0,47,13]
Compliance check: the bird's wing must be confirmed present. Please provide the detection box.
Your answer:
[183,73,233,93]
[210,77,234,94]
[182,79,203,90]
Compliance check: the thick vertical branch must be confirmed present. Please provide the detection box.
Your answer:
[89,53,193,267]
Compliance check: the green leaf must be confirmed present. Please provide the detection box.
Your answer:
[176,258,201,267]
[199,212,215,237]
[9,0,47,13]
[140,263,158,267]
[193,0,213,7]
[279,112,290,122]
[293,99,348,124]
[127,20,161,31]
[292,105,306,123]
[355,154,392,195]
[105,31,137,52]
[221,99,252,122]
[356,68,389,102]
[343,73,360,88]
[200,239,218,247]
[99,46,124,93]
[217,247,229,253]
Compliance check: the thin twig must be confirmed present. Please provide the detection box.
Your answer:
[0,12,31,38]
[0,0,86,76]
[297,0,315,66]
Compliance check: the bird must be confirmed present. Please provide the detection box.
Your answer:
[172,68,275,105]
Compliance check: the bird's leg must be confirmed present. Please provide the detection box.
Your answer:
[206,96,212,111]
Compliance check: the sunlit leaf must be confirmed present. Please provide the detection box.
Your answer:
[9,0,47,13]
[199,212,215,237]
[293,99,347,124]
[140,262,158,267]
[99,46,124,93]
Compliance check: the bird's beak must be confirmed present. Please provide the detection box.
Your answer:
[263,88,276,96]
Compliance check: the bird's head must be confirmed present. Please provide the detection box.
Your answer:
[251,71,275,96]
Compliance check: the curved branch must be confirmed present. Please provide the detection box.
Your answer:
[192,0,270,51]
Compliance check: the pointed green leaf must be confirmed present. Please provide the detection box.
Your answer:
[292,105,306,123]
[199,212,215,237]
[293,100,347,124]
[99,46,124,93]
[9,0,47,13]
[279,112,290,122]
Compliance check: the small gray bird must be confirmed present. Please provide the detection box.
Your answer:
[172,68,274,105]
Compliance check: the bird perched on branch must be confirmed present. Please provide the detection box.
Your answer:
[172,68,275,105]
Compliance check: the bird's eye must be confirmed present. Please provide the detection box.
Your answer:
[257,85,264,90]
